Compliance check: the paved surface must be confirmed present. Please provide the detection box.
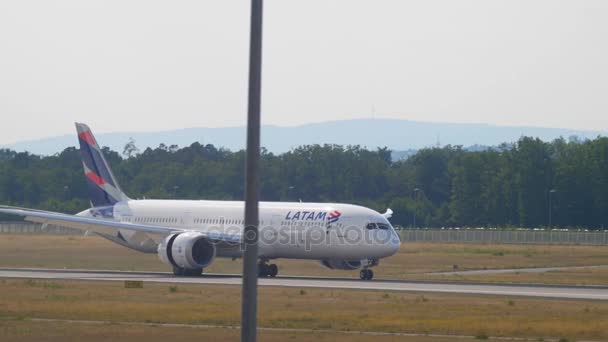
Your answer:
[1,267,607,300]
[429,265,608,276]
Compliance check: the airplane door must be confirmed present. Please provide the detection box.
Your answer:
[181,212,193,228]
[259,214,283,258]
[266,214,283,245]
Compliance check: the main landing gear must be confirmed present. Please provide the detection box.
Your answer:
[360,268,374,280]
[258,260,278,278]
[173,266,203,277]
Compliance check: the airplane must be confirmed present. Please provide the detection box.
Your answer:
[0,123,400,280]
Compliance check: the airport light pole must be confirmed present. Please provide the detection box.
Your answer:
[413,188,420,228]
[548,189,556,228]
[241,1,263,342]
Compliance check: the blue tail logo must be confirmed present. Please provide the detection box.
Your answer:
[76,123,129,207]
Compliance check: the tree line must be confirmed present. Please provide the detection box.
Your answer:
[0,136,607,229]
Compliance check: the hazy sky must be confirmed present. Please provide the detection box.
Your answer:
[1,1,607,144]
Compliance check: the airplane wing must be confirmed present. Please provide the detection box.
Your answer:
[0,206,241,243]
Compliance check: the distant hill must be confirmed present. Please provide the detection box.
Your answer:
[1,119,605,157]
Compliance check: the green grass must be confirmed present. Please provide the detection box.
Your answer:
[0,279,607,340]
[0,319,517,342]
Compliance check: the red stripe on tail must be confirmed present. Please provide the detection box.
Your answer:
[86,171,105,186]
[78,131,97,146]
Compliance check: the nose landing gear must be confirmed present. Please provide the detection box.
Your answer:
[359,259,378,280]
[360,268,374,280]
[258,260,279,277]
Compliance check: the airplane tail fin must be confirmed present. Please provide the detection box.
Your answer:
[75,123,130,207]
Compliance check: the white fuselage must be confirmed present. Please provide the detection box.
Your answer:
[81,199,401,262]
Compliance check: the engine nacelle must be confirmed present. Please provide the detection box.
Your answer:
[320,259,362,270]
[158,232,216,270]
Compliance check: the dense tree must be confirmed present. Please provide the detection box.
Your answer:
[0,137,606,229]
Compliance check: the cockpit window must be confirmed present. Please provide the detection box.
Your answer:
[377,223,391,230]
[366,222,391,230]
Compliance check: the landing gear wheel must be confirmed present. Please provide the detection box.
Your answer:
[173,266,185,276]
[268,264,278,278]
[359,269,374,280]
[258,261,279,277]
[258,263,269,277]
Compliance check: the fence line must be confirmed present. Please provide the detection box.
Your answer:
[0,222,83,235]
[2,222,608,245]
[399,229,608,245]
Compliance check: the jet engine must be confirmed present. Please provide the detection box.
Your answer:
[158,232,216,272]
[320,259,362,270]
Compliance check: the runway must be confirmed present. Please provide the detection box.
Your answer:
[1,267,607,301]
[429,265,608,276]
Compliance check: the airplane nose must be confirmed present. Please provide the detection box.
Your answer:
[388,230,401,255]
